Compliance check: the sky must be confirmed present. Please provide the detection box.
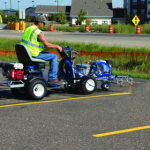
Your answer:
[0,0,123,10]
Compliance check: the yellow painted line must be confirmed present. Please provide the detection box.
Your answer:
[0,91,131,108]
[129,86,132,94]
[93,125,150,137]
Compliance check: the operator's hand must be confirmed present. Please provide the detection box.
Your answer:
[57,46,63,52]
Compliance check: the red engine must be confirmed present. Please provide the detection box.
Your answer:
[9,70,23,81]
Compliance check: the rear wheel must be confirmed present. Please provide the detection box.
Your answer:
[27,80,47,100]
[11,87,26,97]
[80,77,97,94]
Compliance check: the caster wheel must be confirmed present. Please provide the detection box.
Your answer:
[101,83,110,91]
[64,84,79,92]
[80,77,97,94]
[11,87,26,97]
[27,80,47,100]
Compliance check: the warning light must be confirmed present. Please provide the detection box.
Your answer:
[129,83,133,86]
[120,85,123,87]
[135,17,137,24]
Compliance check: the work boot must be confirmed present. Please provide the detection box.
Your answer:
[48,79,63,85]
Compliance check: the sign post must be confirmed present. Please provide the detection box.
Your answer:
[19,9,25,20]
[19,10,25,32]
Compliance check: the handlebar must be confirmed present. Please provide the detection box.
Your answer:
[57,46,74,60]
[57,46,72,52]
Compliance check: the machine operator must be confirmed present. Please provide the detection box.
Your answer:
[21,15,63,85]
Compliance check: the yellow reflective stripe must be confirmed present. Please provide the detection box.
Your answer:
[29,28,37,42]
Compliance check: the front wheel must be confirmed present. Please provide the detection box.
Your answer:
[27,80,47,100]
[80,77,97,94]
[11,88,26,97]
[101,83,111,91]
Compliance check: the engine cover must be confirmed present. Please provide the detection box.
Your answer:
[10,63,23,69]
[9,70,23,80]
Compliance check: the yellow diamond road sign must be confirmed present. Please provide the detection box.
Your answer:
[132,15,140,26]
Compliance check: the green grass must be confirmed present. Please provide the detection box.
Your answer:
[0,37,150,80]
[0,54,18,62]
[0,38,21,51]
[1,37,149,53]
[73,55,150,76]
[50,41,150,53]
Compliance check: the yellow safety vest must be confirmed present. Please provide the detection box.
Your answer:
[20,25,44,57]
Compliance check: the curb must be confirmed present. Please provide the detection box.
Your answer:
[0,29,24,33]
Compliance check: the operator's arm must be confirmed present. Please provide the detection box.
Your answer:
[38,32,63,52]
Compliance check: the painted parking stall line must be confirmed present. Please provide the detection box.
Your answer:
[0,91,131,108]
[93,125,150,137]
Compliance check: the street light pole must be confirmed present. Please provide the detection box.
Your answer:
[18,1,20,10]
[4,2,7,9]
[10,0,12,9]
[57,0,58,22]
[32,1,35,7]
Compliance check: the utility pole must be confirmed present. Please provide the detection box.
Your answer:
[124,10,126,23]
[4,2,7,9]
[18,1,20,10]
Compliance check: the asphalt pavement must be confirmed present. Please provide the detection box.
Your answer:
[0,64,150,150]
[0,30,150,149]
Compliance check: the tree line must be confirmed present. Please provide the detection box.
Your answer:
[0,9,132,25]
[0,10,68,24]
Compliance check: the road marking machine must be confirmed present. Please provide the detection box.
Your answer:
[0,44,133,100]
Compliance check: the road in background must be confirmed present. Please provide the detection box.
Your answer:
[0,30,150,49]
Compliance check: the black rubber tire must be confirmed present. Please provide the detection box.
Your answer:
[27,80,47,100]
[64,84,79,92]
[101,83,110,91]
[80,77,97,94]
[11,88,26,97]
